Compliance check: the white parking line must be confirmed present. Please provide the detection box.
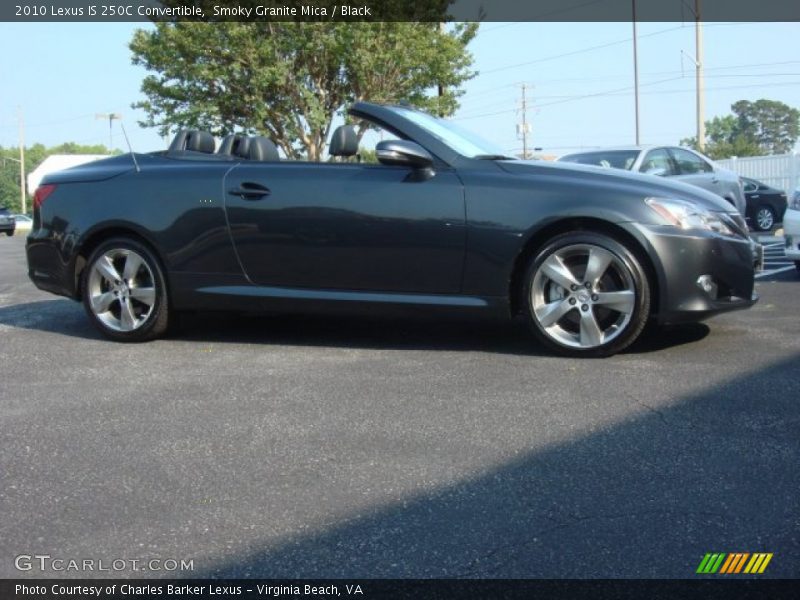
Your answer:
[756,265,797,279]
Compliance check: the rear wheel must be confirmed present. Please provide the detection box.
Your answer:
[82,238,169,342]
[753,205,776,232]
[524,232,650,357]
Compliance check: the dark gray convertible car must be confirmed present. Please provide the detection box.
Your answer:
[26,102,759,356]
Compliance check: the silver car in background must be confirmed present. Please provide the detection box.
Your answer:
[558,146,747,217]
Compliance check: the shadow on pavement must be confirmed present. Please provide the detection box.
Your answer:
[192,354,799,578]
[0,298,710,356]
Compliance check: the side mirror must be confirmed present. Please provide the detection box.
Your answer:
[376,140,434,169]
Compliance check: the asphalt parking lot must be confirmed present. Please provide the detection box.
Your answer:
[1,234,798,579]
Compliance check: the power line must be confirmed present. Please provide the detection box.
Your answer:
[456,75,685,120]
[463,59,800,100]
[478,25,685,76]
[456,67,800,119]
[0,113,96,133]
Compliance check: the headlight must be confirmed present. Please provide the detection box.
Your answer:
[645,197,733,235]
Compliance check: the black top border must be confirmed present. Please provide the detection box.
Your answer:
[2,0,799,23]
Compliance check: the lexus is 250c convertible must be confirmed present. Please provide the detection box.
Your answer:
[26,102,760,357]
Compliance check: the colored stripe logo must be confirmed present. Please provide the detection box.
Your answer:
[696,553,773,574]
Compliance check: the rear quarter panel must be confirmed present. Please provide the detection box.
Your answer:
[28,158,243,297]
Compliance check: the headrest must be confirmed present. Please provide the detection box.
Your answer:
[246,136,280,161]
[168,130,215,154]
[329,125,358,157]
[218,134,249,156]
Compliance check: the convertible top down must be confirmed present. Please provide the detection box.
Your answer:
[26,102,759,356]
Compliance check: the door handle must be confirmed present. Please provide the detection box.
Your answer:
[228,182,271,199]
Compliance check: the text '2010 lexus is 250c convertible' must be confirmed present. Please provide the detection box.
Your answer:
[26,102,760,357]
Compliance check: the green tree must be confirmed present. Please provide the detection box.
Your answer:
[681,99,799,159]
[129,21,477,161]
[732,99,800,155]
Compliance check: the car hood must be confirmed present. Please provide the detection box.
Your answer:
[496,159,736,214]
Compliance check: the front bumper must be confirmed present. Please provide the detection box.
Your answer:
[783,208,800,261]
[627,223,758,324]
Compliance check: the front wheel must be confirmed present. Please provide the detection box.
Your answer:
[4,230,13,237]
[753,205,776,232]
[524,232,651,357]
[82,238,169,342]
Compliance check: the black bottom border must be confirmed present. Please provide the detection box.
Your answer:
[3,579,800,600]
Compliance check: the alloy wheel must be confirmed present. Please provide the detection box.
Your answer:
[530,243,637,350]
[755,206,775,232]
[87,248,157,332]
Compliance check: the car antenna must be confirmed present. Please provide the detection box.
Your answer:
[119,122,140,173]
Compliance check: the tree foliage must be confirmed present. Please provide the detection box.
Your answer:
[681,99,799,159]
[0,143,111,214]
[129,21,478,161]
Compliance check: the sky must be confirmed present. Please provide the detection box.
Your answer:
[0,21,798,156]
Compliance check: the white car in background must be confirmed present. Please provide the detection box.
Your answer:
[13,214,32,232]
[784,189,800,271]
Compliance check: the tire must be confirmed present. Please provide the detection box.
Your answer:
[81,237,169,342]
[753,205,776,232]
[795,261,800,272]
[523,231,651,357]
[5,230,13,237]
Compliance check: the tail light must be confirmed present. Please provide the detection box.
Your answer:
[33,184,56,211]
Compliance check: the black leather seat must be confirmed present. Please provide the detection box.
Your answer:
[243,136,280,161]
[329,125,358,158]
[217,134,249,156]
[168,130,215,154]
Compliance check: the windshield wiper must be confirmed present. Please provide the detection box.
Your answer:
[472,154,517,161]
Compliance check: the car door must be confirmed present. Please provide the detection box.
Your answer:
[223,161,466,294]
[667,147,720,195]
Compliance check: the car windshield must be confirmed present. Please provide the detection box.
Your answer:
[559,150,640,170]
[387,106,514,159]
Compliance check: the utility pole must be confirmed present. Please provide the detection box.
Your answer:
[695,0,705,151]
[96,113,122,152]
[437,22,446,117]
[18,108,26,214]
[518,84,531,159]
[632,0,640,145]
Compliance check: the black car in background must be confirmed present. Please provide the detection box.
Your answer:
[742,177,788,232]
[0,206,15,236]
[25,102,760,357]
